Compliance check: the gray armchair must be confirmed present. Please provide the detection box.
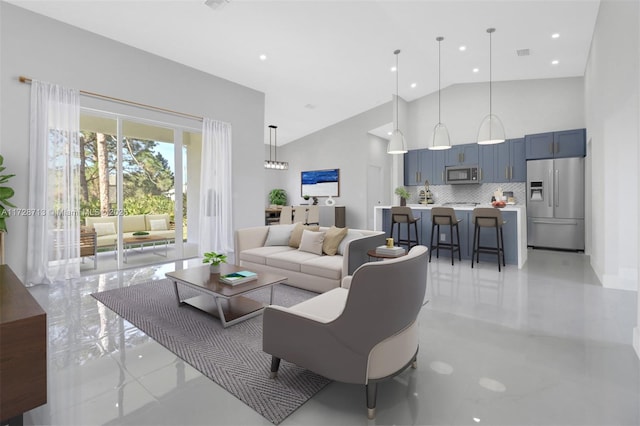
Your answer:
[262,245,429,419]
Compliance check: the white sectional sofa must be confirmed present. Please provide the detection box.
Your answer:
[85,214,175,249]
[235,224,386,293]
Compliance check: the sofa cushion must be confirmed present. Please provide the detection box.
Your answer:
[93,222,116,236]
[300,255,343,280]
[145,214,170,231]
[266,250,320,272]
[265,224,296,246]
[123,215,146,233]
[149,219,168,231]
[298,230,325,255]
[289,223,320,248]
[322,226,348,255]
[337,230,364,255]
[240,246,295,265]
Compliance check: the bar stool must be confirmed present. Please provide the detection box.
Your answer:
[429,207,462,265]
[390,206,420,249]
[471,207,506,272]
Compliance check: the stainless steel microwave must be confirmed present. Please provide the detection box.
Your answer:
[445,165,479,184]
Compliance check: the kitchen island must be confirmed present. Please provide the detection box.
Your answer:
[374,204,527,268]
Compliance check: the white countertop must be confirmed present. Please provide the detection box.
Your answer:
[375,204,525,212]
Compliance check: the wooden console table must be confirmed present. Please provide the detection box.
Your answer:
[0,265,47,424]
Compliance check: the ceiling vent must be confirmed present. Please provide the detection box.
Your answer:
[205,0,230,10]
[516,49,531,57]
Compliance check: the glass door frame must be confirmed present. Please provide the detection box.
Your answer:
[81,107,200,270]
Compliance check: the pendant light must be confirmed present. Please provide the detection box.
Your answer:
[429,36,452,150]
[387,49,408,154]
[264,125,288,170]
[477,28,506,145]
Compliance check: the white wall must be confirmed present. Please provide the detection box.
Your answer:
[407,77,585,148]
[269,77,585,231]
[267,103,391,229]
[0,4,266,281]
[584,0,639,294]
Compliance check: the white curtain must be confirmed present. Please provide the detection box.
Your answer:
[27,80,81,285]
[199,118,233,255]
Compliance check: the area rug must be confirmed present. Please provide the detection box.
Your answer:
[91,279,331,425]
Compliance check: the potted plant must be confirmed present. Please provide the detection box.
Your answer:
[0,154,15,233]
[268,188,287,207]
[0,155,15,264]
[395,187,411,206]
[202,251,227,273]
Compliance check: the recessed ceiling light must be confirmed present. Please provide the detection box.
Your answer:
[387,131,392,136]
[552,60,559,65]
[410,83,417,88]
[473,68,479,73]
[391,66,397,72]
[552,33,560,39]
[259,54,267,61]
[459,45,467,51]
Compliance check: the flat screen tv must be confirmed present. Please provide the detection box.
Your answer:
[301,168,340,197]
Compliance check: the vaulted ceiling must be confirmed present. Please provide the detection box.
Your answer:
[8,0,601,145]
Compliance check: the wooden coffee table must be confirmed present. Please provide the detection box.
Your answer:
[122,235,170,263]
[165,265,287,328]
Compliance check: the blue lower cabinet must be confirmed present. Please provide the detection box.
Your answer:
[382,209,517,264]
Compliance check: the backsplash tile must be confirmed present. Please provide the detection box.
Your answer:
[406,182,525,205]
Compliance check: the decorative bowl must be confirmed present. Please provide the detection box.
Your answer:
[492,201,506,208]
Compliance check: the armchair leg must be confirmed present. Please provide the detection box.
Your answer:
[366,383,377,420]
[269,356,281,379]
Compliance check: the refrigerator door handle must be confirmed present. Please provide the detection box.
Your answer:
[548,169,553,207]
[532,220,579,225]
[555,169,560,208]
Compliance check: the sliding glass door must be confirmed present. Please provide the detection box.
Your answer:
[80,111,199,272]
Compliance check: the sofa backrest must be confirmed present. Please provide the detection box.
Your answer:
[123,215,146,233]
[86,214,170,233]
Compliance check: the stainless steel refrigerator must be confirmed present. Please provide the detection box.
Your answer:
[526,157,585,250]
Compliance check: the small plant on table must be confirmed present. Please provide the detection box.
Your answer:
[203,251,228,273]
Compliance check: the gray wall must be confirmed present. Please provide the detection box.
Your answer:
[0,3,265,280]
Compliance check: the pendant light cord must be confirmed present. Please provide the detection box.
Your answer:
[488,28,494,116]
[438,38,442,124]
[395,50,400,131]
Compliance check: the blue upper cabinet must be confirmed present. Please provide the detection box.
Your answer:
[495,138,526,183]
[404,149,435,186]
[525,129,585,160]
[554,129,586,158]
[404,150,421,186]
[446,143,479,166]
[478,145,496,183]
[525,132,554,159]
[510,138,527,181]
[431,150,447,185]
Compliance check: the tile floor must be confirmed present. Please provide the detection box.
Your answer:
[22,249,639,426]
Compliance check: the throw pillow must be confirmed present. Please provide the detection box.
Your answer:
[298,230,325,255]
[264,224,296,246]
[289,223,320,248]
[322,226,348,255]
[93,222,116,237]
[149,219,168,231]
[337,230,364,255]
